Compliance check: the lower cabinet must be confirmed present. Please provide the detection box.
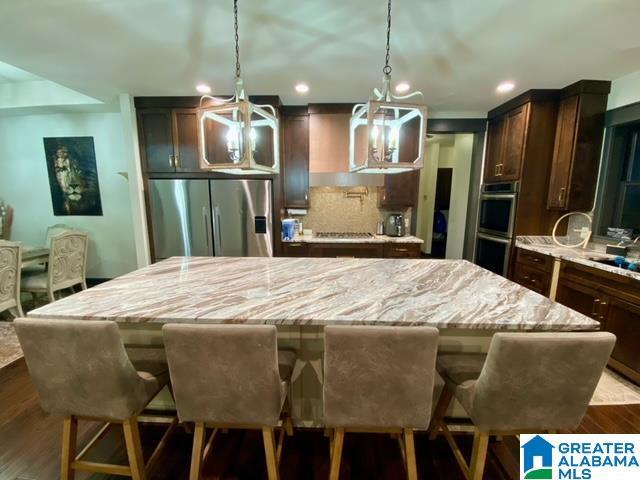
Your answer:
[281,242,421,258]
[555,261,640,384]
[510,248,552,296]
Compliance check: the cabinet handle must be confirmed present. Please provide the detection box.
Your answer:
[174,155,181,169]
[395,248,409,252]
[289,243,302,247]
[591,298,601,317]
[169,155,175,168]
[558,187,566,203]
[304,193,308,201]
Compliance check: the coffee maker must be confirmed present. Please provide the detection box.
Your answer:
[384,213,406,237]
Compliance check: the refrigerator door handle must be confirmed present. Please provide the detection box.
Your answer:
[212,205,222,255]
[202,207,210,249]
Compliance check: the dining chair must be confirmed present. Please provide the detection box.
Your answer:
[323,325,440,480]
[430,332,616,480]
[46,223,73,246]
[21,230,89,302]
[0,240,24,317]
[14,318,176,480]
[162,324,296,480]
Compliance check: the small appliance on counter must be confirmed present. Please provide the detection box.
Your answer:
[385,213,406,237]
[282,218,298,241]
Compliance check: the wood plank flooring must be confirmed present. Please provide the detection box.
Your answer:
[2,358,640,480]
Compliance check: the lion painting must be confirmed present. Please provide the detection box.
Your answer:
[44,137,103,216]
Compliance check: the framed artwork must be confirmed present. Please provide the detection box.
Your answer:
[43,136,103,216]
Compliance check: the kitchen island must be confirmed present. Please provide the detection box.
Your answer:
[28,256,599,425]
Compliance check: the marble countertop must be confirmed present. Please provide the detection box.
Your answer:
[29,256,598,331]
[0,322,22,370]
[516,237,640,281]
[283,234,424,244]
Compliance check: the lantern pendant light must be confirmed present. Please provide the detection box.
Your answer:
[198,0,279,175]
[349,0,427,174]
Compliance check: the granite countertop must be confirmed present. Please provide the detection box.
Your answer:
[283,234,424,244]
[516,236,640,281]
[0,322,22,370]
[29,256,598,331]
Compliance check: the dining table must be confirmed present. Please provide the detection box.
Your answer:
[21,246,49,267]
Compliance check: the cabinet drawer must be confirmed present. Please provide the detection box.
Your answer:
[384,243,421,258]
[560,261,640,305]
[309,243,384,258]
[282,242,309,257]
[515,248,552,272]
[513,262,550,295]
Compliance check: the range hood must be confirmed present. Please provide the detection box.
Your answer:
[309,112,384,187]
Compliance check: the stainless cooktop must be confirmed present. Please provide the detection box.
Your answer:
[314,232,375,239]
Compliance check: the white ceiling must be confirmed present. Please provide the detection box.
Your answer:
[0,0,638,114]
[0,61,41,84]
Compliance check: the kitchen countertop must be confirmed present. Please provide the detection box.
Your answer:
[283,234,424,244]
[29,256,598,330]
[516,236,640,281]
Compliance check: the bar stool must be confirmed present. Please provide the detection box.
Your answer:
[0,240,23,317]
[14,318,176,480]
[323,325,440,480]
[430,332,616,480]
[162,324,297,480]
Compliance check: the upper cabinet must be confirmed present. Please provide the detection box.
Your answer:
[137,108,200,173]
[379,171,420,208]
[282,107,310,208]
[484,104,529,183]
[546,81,611,211]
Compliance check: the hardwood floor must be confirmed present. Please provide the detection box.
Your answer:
[2,359,639,480]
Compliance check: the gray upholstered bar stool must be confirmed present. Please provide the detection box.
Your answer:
[323,325,440,480]
[14,318,176,480]
[0,240,23,317]
[162,324,297,480]
[430,332,616,480]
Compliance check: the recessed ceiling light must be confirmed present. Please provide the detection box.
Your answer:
[496,81,515,94]
[196,83,211,94]
[395,82,411,93]
[295,83,309,94]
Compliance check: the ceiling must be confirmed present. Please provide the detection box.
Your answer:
[0,61,41,84]
[0,0,638,114]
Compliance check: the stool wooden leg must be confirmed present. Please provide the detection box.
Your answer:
[262,427,279,480]
[428,387,454,440]
[329,428,345,480]
[189,422,206,480]
[123,417,146,480]
[404,429,418,480]
[61,416,77,480]
[469,431,489,480]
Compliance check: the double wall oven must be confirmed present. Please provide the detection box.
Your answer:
[475,182,518,276]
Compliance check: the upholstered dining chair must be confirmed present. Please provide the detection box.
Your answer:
[323,325,440,480]
[46,223,73,246]
[162,324,297,480]
[14,318,176,480]
[0,240,23,317]
[430,332,616,480]
[21,230,89,302]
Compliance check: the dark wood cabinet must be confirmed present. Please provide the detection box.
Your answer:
[282,242,309,257]
[546,81,611,210]
[383,243,421,258]
[309,243,384,258]
[483,104,529,183]
[137,108,201,173]
[379,170,420,208]
[555,260,640,383]
[282,109,309,208]
[510,248,552,296]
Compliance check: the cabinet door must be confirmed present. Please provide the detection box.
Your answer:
[282,242,309,257]
[555,278,604,321]
[604,297,640,373]
[484,116,506,183]
[309,243,384,258]
[138,109,175,172]
[380,170,420,207]
[500,104,529,180]
[547,95,579,209]
[282,114,309,207]
[172,109,200,172]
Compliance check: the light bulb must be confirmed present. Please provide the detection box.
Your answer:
[226,125,240,152]
[389,127,400,150]
[370,125,380,150]
[250,128,257,152]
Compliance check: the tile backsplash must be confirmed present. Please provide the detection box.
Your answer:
[285,187,410,233]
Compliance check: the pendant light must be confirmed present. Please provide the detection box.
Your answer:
[349,0,427,174]
[198,0,279,175]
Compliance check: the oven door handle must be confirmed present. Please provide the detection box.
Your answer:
[476,233,512,244]
[480,194,517,200]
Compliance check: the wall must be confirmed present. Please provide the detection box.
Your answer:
[608,69,640,110]
[0,111,138,278]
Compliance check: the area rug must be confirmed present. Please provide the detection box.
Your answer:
[590,369,640,405]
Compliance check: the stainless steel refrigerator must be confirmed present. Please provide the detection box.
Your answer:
[148,179,273,259]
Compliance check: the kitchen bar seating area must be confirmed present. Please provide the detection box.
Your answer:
[2,0,640,479]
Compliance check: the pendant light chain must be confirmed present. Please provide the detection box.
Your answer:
[383,0,392,75]
[234,0,241,80]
